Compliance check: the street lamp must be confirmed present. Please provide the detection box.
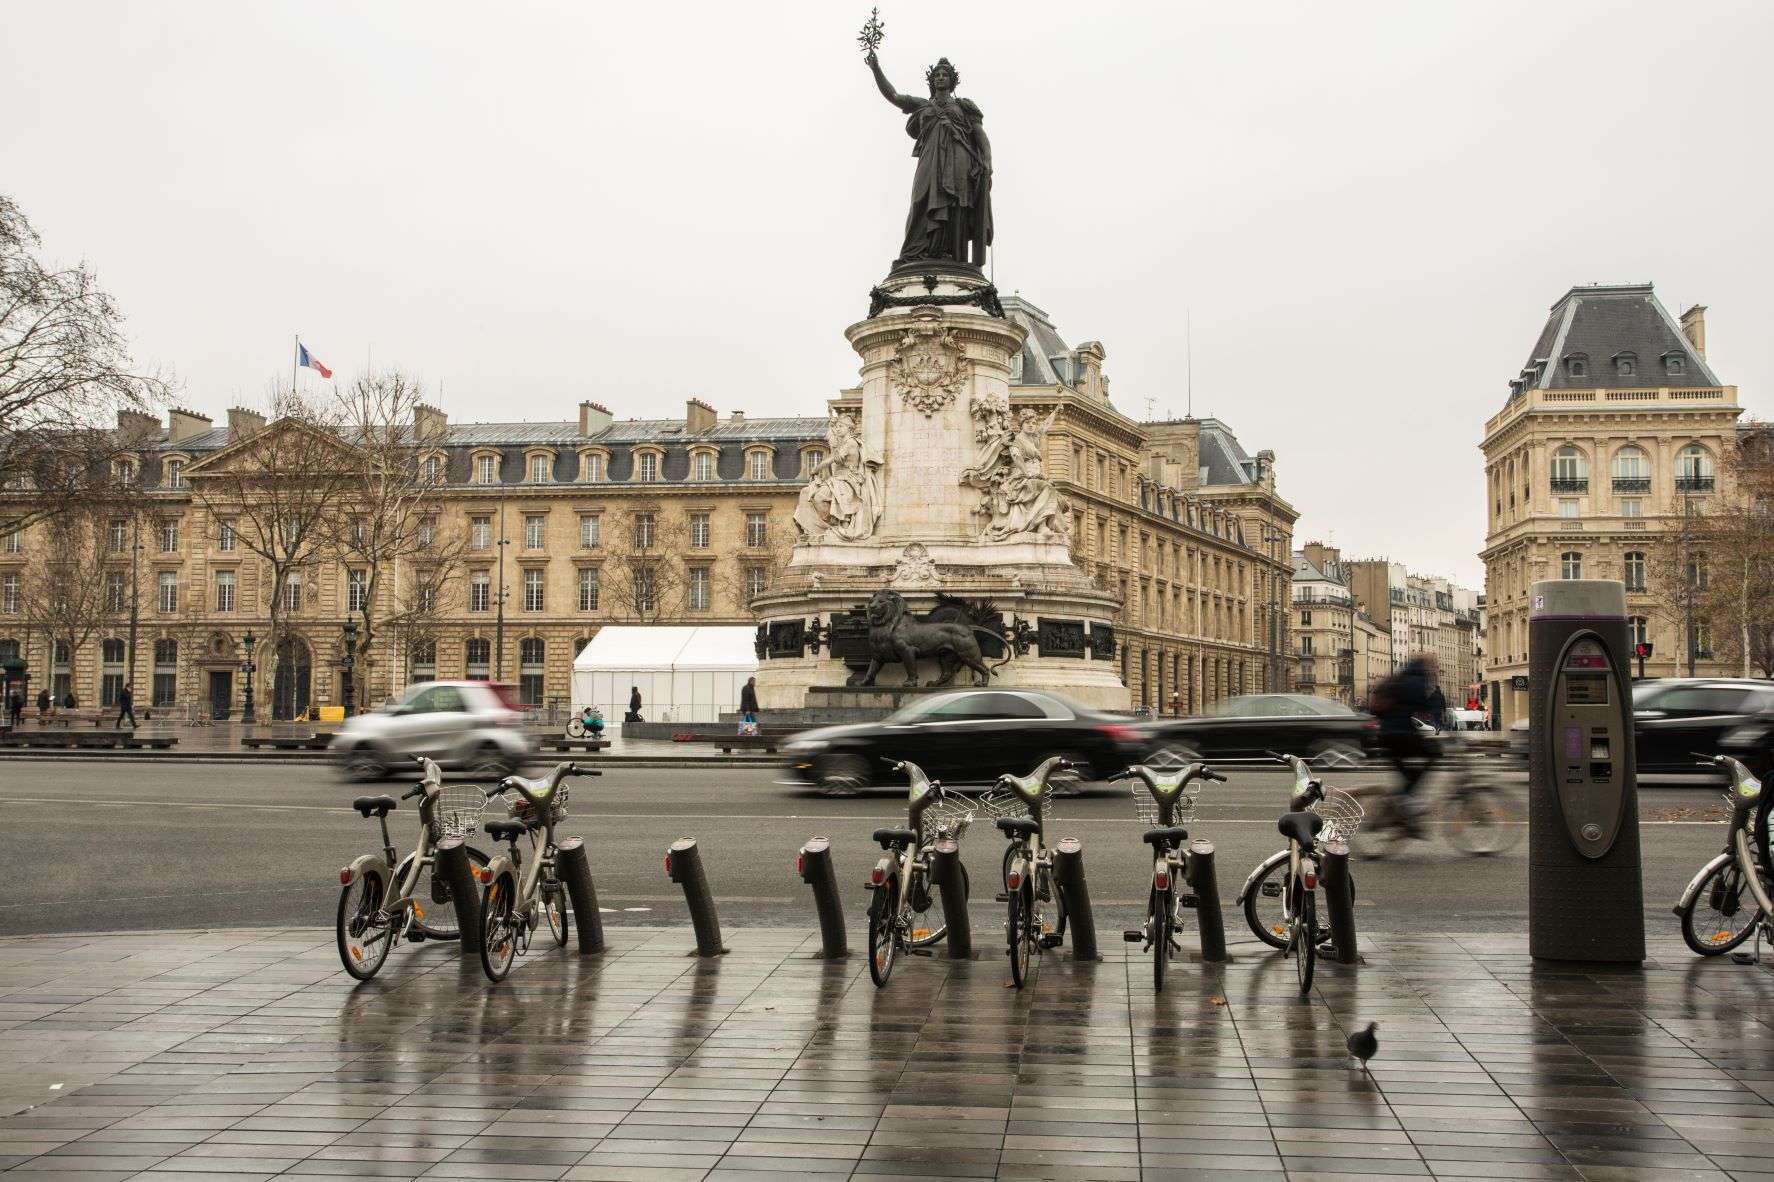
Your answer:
[1261,527,1289,693]
[340,620,358,718]
[240,630,257,725]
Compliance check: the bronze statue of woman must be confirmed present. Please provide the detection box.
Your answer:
[865,50,993,270]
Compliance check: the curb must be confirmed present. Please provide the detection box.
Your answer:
[0,748,778,769]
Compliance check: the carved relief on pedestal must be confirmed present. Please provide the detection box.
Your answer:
[887,307,970,417]
[890,542,941,589]
[793,414,883,543]
[961,394,1073,543]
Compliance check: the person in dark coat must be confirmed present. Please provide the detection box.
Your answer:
[63,691,78,709]
[1425,684,1447,733]
[625,685,642,723]
[739,677,760,726]
[6,687,21,729]
[36,688,50,718]
[115,682,136,729]
[1371,655,1441,830]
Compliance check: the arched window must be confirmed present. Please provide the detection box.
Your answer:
[1613,352,1637,378]
[519,638,545,706]
[100,638,126,707]
[0,638,17,664]
[1564,353,1588,378]
[692,451,715,481]
[1550,446,1588,492]
[1623,551,1646,592]
[1560,551,1583,580]
[747,450,772,481]
[152,639,177,707]
[1676,445,1715,491]
[1629,616,1649,649]
[410,640,436,684]
[1610,446,1650,491]
[464,638,490,680]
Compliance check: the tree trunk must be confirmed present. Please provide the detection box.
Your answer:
[1743,554,1753,679]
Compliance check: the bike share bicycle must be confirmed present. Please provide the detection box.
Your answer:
[1237,752,1363,994]
[1355,720,1523,858]
[475,761,602,982]
[336,756,490,980]
[979,756,1078,989]
[1675,754,1774,957]
[866,758,975,986]
[1110,757,1226,992]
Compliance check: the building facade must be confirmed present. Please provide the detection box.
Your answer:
[1344,558,1481,707]
[1480,284,1738,727]
[1292,543,1356,704]
[0,299,1294,719]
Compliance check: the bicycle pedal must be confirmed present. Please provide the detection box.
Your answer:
[1040,934,1064,949]
[994,892,1010,903]
[404,930,427,944]
[1732,951,1758,965]
[1122,930,1143,942]
[1179,894,1199,909]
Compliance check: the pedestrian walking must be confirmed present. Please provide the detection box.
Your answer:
[36,688,50,718]
[739,676,760,734]
[5,687,21,729]
[625,685,643,723]
[115,682,136,730]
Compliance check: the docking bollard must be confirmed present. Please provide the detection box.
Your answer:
[796,837,847,959]
[555,837,604,954]
[665,838,727,956]
[1187,839,1227,963]
[1051,837,1099,961]
[435,837,482,958]
[1321,840,1359,964]
[928,838,972,960]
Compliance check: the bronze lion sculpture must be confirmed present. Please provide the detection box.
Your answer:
[847,589,1008,688]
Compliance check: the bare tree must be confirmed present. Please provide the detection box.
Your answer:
[19,502,117,705]
[190,389,353,718]
[601,504,690,622]
[714,527,795,617]
[0,196,167,530]
[325,371,468,699]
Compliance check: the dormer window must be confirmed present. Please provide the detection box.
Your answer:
[473,453,499,484]
[578,450,606,482]
[634,450,660,481]
[1612,352,1637,378]
[1563,353,1588,378]
[526,452,553,483]
[421,454,444,485]
[1664,353,1687,377]
[163,458,186,489]
[746,449,772,481]
[691,450,716,481]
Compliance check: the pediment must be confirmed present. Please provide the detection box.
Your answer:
[184,417,365,477]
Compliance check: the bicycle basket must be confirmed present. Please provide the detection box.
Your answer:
[926,793,977,838]
[431,786,488,842]
[1129,779,1202,827]
[509,784,570,828]
[977,781,1052,821]
[1309,787,1364,844]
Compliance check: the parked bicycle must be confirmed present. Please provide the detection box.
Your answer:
[565,706,605,740]
[979,755,1079,988]
[1674,753,1774,957]
[1237,752,1362,994]
[1353,721,1523,858]
[1110,757,1225,992]
[865,758,975,986]
[336,756,490,981]
[474,761,601,982]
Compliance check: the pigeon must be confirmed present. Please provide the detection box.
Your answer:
[1346,1021,1379,1071]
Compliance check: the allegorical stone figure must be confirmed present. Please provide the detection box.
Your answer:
[866,49,993,269]
[794,415,883,543]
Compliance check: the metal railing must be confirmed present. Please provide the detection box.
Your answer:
[1676,476,1716,493]
[1611,477,1650,493]
[1549,477,1589,494]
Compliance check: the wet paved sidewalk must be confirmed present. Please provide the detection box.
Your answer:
[3,927,1773,1181]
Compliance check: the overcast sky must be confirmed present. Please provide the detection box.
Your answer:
[7,1,1772,586]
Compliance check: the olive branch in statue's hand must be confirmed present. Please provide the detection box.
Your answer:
[858,7,885,56]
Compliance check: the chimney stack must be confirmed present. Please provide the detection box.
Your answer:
[226,406,267,441]
[1681,304,1707,360]
[578,401,612,436]
[729,410,745,424]
[166,407,212,444]
[685,397,716,434]
[413,402,448,444]
[116,409,159,444]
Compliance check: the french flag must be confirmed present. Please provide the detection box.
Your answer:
[297,341,332,379]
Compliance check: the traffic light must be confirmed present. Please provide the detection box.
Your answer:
[1635,641,1654,659]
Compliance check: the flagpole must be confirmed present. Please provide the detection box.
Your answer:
[292,333,298,394]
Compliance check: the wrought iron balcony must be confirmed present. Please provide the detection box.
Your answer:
[1549,477,1589,494]
[1611,477,1650,493]
[1676,476,1716,493]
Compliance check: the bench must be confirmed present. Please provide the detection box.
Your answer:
[241,732,334,751]
[677,732,788,754]
[0,729,177,750]
[537,737,613,753]
[33,710,109,729]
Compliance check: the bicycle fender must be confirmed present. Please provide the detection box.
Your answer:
[1235,848,1289,906]
[340,853,390,888]
[1675,851,1737,916]
[481,853,517,888]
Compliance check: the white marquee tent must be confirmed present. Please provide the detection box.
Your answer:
[571,626,758,725]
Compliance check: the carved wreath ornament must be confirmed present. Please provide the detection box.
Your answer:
[888,312,969,417]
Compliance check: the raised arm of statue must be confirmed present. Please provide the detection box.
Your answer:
[866,50,923,114]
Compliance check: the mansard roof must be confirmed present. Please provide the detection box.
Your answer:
[1512,283,1720,396]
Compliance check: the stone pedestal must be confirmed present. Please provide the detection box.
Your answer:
[755,264,1127,714]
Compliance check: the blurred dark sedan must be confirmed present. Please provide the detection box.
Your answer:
[1505,677,1774,782]
[1143,693,1373,767]
[781,688,1146,794]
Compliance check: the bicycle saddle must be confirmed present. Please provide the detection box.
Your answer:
[872,827,917,849]
[485,819,528,843]
[1142,825,1189,847]
[1277,810,1324,846]
[352,795,397,818]
[995,817,1040,839]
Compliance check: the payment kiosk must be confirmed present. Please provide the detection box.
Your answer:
[1528,579,1644,962]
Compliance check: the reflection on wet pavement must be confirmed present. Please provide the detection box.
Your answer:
[3,926,1773,1179]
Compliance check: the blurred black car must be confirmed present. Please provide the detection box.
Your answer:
[1636,678,1774,776]
[1143,693,1374,767]
[781,689,1146,793]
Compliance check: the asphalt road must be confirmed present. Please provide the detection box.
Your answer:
[0,757,1733,939]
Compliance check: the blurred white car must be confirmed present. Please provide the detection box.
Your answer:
[1446,708,1489,731]
[330,680,535,780]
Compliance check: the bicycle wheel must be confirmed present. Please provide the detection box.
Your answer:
[1152,885,1173,993]
[1294,888,1316,995]
[1008,882,1034,989]
[566,718,586,739]
[1680,859,1761,955]
[1445,785,1524,856]
[542,873,569,948]
[479,873,519,982]
[336,870,393,981]
[909,862,966,949]
[867,877,899,987]
[1243,855,1291,950]
[402,847,490,940]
